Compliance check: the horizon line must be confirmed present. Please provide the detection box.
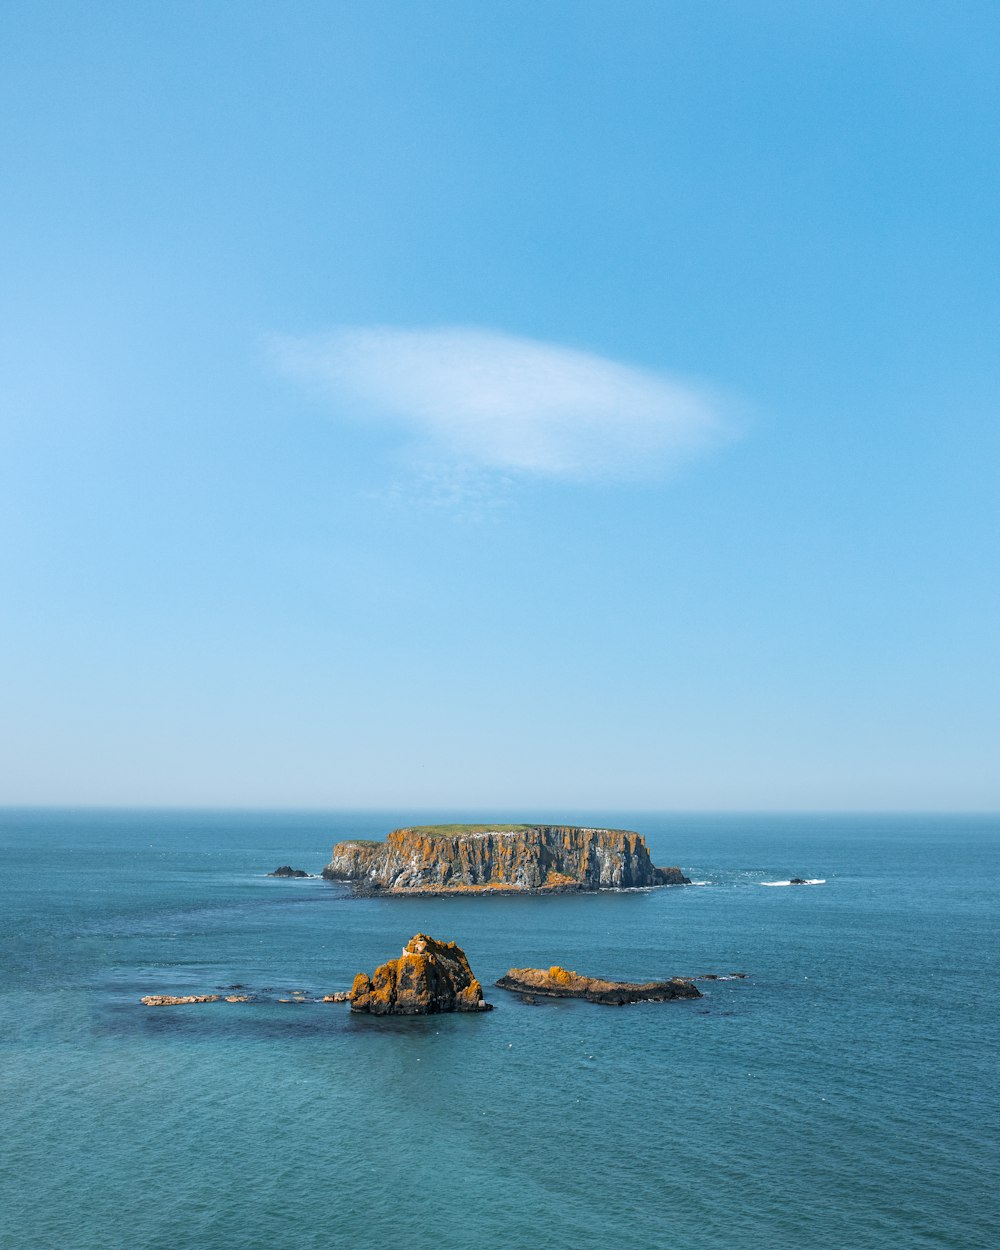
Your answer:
[1,804,997,818]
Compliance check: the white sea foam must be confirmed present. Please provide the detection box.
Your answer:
[759,879,826,887]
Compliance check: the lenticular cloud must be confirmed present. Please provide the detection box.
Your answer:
[272,325,732,478]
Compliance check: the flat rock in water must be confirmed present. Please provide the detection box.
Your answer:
[496,965,701,1006]
[140,994,220,1007]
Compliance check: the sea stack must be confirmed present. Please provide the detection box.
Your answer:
[349,934,492,1015]
[323,824,690,894]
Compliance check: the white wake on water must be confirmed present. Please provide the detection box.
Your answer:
[759,879,826,887]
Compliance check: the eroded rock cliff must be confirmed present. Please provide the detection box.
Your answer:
[350,934,492,1014]
[323,824,689,894]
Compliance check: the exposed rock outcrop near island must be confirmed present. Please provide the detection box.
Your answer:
[268,865,310,878]
[350,934,492,1015]
[140,994,221,1006]
[323,824,690,894]
[496,966,701,1005]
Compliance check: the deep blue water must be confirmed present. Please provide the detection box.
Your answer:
[1,810,998,1250]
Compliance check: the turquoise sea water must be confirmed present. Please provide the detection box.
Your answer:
[1,810,998,1250]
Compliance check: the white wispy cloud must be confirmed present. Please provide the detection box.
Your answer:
[271,325,734,479]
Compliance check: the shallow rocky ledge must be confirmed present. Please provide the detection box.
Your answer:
[139,989,349,1006]
[496,965,702,1006]
[323,824,690,895]
[268,865,311,877]
[350,933,492,1015]
[140,994,221,1006]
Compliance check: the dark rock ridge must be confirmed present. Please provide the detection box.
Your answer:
[350,934,492,1015]
[496,966,702,1006]
[269,865,310,877]
[322,824,690,894]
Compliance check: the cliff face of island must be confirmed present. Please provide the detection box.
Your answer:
[322,824,690,894]
[350,934,492,1014]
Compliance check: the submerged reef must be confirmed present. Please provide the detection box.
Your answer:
[323,824,690,895]
[140,994,221,1006]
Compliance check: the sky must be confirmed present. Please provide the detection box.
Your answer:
[1,1,998,811]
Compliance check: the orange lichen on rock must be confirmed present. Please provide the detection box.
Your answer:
[349,933,492,1015]
[544,870,577,888]
[496,966,701,1005]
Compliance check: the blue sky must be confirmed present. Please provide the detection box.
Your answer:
[1,1,997,810]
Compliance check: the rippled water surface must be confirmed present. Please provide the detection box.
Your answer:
[2,810,998,1250]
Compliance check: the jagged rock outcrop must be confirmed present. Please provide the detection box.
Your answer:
[268,865,310,877]
[654,865,690,885]
[496,966,701,1006]
[323,824,690,894]
[349,934,492,1015]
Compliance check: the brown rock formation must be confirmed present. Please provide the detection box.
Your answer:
[495,965,701,1006]
[349,934,493,1015]
[323,824,690,894]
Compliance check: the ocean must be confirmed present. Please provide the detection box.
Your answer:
[1,809,997,1250]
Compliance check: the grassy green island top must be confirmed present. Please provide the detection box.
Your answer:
[344,823,635,843]
[405,823,541,837]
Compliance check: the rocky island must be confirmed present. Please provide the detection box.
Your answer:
[323,824,690,895]
[496,965,701,1005]
[350,934,492,1014]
